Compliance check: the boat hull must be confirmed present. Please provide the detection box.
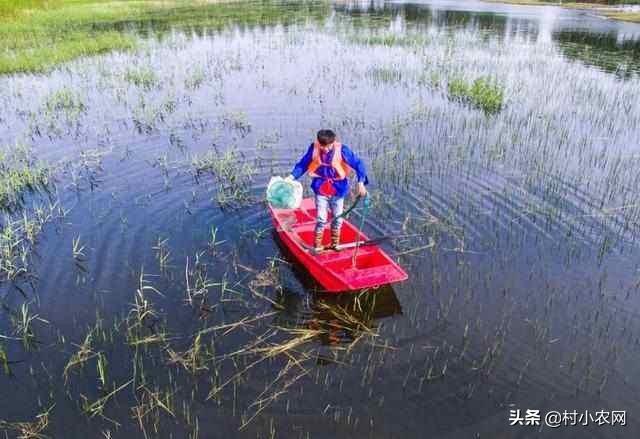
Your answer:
[269,198,409,293]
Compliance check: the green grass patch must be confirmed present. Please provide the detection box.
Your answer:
[447,76,505,114]
[0,32,137,75]
[0,0,329,75]
[604,11,640,22]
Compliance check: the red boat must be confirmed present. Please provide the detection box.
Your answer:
[269,198,408,293]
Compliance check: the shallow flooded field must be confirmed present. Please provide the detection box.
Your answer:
[1,1,640,437]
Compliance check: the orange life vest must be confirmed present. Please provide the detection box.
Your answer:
[307,141,352,180]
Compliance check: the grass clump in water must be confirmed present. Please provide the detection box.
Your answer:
[0,343,9,374]
[0,145,51,213]
[192,149,255,209]
[0,405,53,439]
[44,87,85,118]
[447,76,505,114]
[124,67,159,90]
[221,110,252,137]
[0,145,56,282]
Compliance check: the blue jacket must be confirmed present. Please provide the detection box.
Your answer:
[291,143,369,198]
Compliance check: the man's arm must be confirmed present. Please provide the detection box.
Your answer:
[341,145,369,185]
[290,144,314,179]
[341,144,369,196]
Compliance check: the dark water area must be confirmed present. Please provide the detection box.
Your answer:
[1,1,640,438]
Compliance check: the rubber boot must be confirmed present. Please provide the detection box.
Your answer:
[330,227,341,251]
[313,230,324,253]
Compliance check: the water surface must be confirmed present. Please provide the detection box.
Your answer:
[1,1,640,437]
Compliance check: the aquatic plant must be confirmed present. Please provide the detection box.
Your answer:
[184,255,221,306]
[124,67,159,90]
[207,226,226,253]
[0,343,9,375]
[220,110,252,137]
[125,271,168,349]
[96,352,108,388]
[166,333,210,374]
[44,88,86,117]
[64,331,98,381]
[11,301,48,349]
[153,237,171,270]
[72,235,86,261]
[192,149,255,208]
[184,66,207,90]
[0,145,50,213]
[81,379,133,420]
[0,219,27,280]
[447,76,505,114]
[0,201,60,282]
[131,385,175,438]
[256,131,281,150]
[0,405,53,439]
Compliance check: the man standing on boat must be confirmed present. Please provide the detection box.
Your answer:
[288,129,369,252]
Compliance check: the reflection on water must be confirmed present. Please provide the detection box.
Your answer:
[274,287,402,346]
[555,29,640,77]
[1,1,640,438]
[337,0,640,75]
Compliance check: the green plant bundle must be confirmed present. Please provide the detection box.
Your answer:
[448,76,505,114]
[0,145,50,212]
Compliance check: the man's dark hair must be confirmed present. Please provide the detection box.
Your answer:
[317,129,336,146]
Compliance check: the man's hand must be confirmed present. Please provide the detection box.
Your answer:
[357,182,367,197]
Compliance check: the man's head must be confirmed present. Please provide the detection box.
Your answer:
[317,129,336,147]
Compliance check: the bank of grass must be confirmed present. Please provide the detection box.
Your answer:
[485,0,640,22]
[604,11,640,21]
[0,0,328,75]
